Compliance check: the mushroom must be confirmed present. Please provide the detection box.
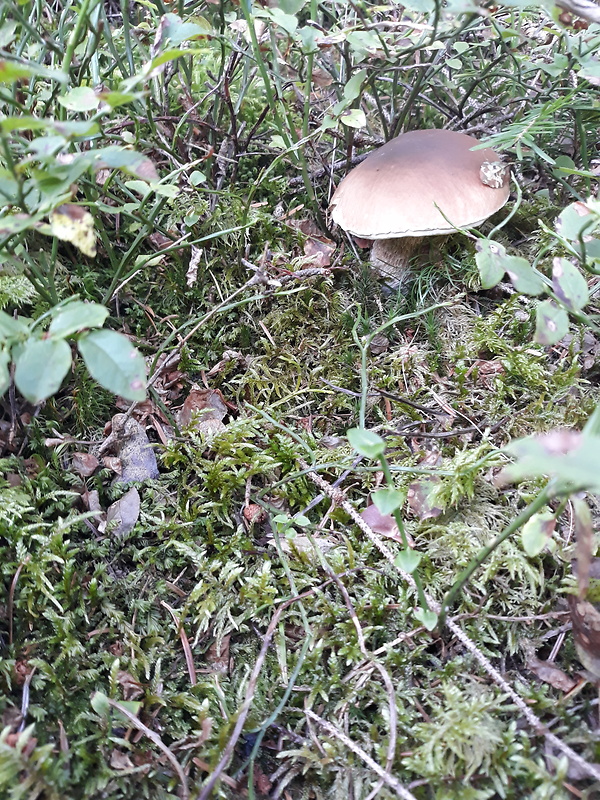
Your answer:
[329,129,510,286]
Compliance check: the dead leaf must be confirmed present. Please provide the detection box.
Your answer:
[303,236,336,267]
[178,387,228,438]
[100,414,159,484]
[186,246,202,287]
[105,487,141,538]
[243,504,267,526]
[110,749,134,770]
[206,350,251,377]
[360,504,403,542]
[407,477,443,520]
[148,232,175,252]
[103,456,122,476]
[117,670,144,700]
[4,732,37,758]
[81,488,103,516]
[205,634,230,674]
[573,495,593,599]
[254,765,273,794]
[568,594,600,679]
[71,452,99,477]
[369,334,389,355]
[50,204,96,257]
[527,654,577,693]
[311,67,333,88]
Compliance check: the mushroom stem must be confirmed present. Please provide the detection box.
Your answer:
[370,236,424,286]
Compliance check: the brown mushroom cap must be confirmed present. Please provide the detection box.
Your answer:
[330,129,509,239]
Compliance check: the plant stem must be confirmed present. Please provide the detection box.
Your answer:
[438,482,555,628]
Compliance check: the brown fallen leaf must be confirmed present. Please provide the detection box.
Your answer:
[407,477,443,520]
[526,654,577,693]
[178,387,227,427]
[110,749,134,770]
[360,504,403,542]
[71,452,99,477]
[81,488,103,516]
[4,732,37,758]
[100,414,159,484]
[177,386,229,438]
[205,634,231,675]
[117,670,144,700]
[304,236,336,267]
[103,487,141,538]
[102,456,122,476]
[568,595,600,679]
[254,764,273,794]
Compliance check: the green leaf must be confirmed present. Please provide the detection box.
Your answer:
[0,310,29,340]
[190,170,207,186]
[343,69,367,102]
[112,700,142,721]
[14,338,72,404]
[475,240,507,289]
[521,511,556,556]
[279,0,306,13]
[579,56,600,86]
[0,349,10,396]
[90,691,110,718]
[555,201,598,241]
[535,299,569,345]
[339,108,366,129]
[0,213,39,236]
[96,90,142,108]
[414,608,438,631]
[504,256,545,295]
[49,302,109,338]
[0,58,67,84]
[403,0,436,10]
[267,7,298,35]
[156,13,212,46]
[502,430,600,492]
[372,488,404,515]
[51,120,100,137]
[92,146,159,182]
[552,257,589,311]
[57,86,100,112]
[347,428,385,459]
[0,115,51,133]
[77,329,146,402]
[395,549,422,573]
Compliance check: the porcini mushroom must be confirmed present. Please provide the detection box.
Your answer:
[329,129,509,285]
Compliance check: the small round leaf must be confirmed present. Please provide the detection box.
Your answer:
[49,302,109,338]
[14,338,72,403]
[347,428,385,458]
[77,329,146,402]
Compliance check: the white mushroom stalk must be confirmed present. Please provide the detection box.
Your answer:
[329,129,510,286]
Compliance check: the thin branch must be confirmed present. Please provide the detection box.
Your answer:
[305,711,417,800]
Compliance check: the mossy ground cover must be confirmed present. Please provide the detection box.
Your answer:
[2,1,600,798]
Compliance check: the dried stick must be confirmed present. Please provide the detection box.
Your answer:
[305,711,417,800]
